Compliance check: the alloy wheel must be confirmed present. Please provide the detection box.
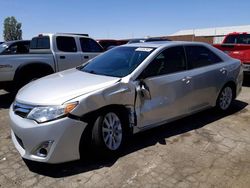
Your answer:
[102,112,123,150]
[219,86,233,110]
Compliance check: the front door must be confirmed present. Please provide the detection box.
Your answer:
[135,46,193,128]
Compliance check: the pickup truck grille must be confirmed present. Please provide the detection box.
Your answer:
[13,102,34,118]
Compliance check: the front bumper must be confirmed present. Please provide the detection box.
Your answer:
[9,106,87,164]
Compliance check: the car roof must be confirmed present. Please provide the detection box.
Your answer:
[38,33,90,38]
[1,40,30,45]
[124,41,207,48]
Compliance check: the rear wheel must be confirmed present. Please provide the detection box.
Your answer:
[216,85,234,111]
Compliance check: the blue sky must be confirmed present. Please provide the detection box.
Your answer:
[0,0,249,41]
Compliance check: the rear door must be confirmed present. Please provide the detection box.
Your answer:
[79,38,103,64]
[55,36,82,71]
[136,46,194,128]
[184,45,228,112]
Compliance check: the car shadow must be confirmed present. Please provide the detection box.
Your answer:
[25,99,248,178]
[0,91,15,109]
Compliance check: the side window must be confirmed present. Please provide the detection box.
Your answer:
[56,36,77,52]
[141,46,186,78]
[80,38,103,52]
[185,45,222,69]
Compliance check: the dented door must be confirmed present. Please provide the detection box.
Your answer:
[134,46,192,128]
[135,71,193,128]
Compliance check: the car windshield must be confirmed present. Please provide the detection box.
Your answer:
[224,34,250,44]
[0,43,9,53]
[79,46,155,77]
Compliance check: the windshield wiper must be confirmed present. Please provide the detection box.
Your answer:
[83,69,98,75]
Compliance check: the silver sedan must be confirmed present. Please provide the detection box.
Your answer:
[9,41,243,163]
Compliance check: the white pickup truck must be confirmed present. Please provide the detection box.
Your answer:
[0,33,103,92]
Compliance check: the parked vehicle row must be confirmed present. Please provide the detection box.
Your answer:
[97,37,172,51]
[0,33,103,92]
[9,41,243,163]
[97,39,128,51]
[127,37,171,44]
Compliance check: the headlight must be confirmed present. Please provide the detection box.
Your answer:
[27,102,78,123]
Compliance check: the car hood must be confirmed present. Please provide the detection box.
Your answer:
[16,69,120,105]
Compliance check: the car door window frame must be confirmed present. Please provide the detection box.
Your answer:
[56,36,77,52]
[184,45,223,70]
[80,38,103,53]
[138,45,187,79]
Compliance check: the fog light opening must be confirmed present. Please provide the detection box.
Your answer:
[38,148,48,157]
[35,140,54,158]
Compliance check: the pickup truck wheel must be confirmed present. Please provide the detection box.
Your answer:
[216,85,233,111]
[3,86,14,93]
[91,111,126,156]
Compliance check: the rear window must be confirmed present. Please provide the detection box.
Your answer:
[30,36,50,49]
[185,45,222,69]
[224,34,250,44]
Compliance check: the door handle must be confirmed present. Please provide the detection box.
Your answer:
[220,67,227,74]
[181,76,192,84]
[138,80,151,99]
[84,56,89,59]
[181,76,192,81]
[60,56,66,59]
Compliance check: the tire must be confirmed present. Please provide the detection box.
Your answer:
[216,85,234,111]
[14,71,46,92]
[3,86,13,93]
[91,111,127,156]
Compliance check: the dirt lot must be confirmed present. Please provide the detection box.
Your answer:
[0,79,250,188]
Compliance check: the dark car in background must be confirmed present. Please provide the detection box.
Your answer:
[0,40,30,55]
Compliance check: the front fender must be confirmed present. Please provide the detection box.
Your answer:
[69,82,136,117]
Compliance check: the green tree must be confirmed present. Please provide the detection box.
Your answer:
[3,16,22,41]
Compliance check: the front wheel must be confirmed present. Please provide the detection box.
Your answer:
[216,85,234,111]
[91,111,126,156]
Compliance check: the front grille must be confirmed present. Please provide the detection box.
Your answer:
[15,134,25,149]
[13,102,34,118]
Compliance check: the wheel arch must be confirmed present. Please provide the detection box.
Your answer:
[80,104,130,125]
[222,81,237,99]
[14,62,55,81]
[77,104,133,157]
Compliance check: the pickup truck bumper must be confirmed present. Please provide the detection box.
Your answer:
[0,81,12,89]
[242,63,250,73]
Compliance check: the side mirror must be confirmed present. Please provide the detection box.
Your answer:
[138,80,151,99]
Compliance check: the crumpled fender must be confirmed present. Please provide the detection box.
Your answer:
[69,81,136,117]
